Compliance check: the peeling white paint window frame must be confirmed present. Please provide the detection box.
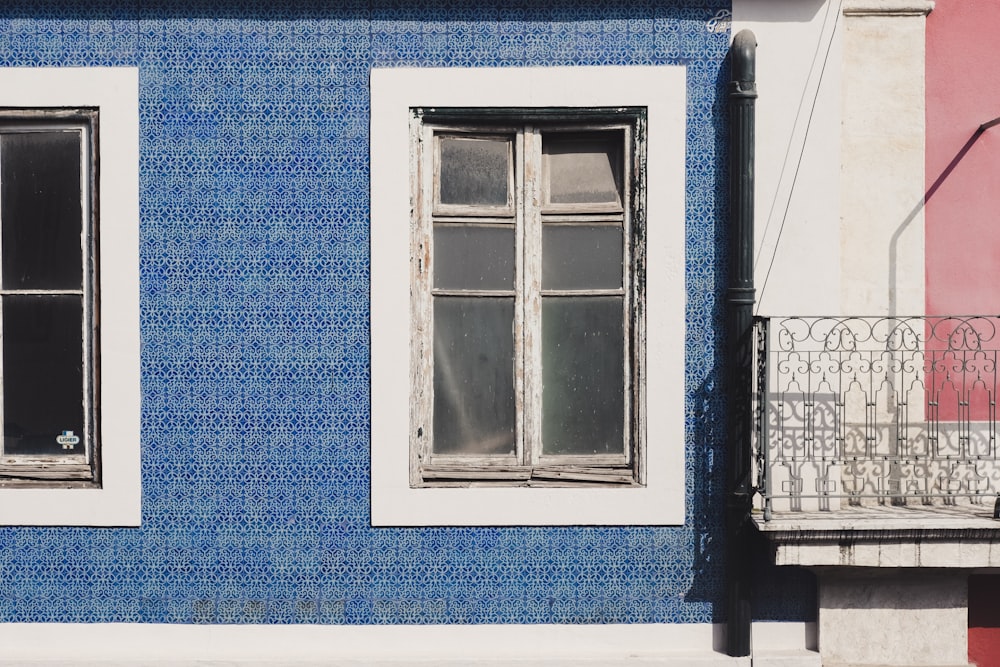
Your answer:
[0,68,140,527]
[410,112,646,487]
[0,111,99,484]
[371,66,686,526]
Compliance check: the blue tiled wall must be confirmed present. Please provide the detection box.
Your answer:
[0,0,812,625]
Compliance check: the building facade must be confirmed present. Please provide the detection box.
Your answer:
[0,0,994,665]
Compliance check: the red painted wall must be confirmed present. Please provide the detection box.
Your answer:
[927,5,1000,665]
[969,575,1000,667]
[926,0,1000,316]
[925,0,1000,424]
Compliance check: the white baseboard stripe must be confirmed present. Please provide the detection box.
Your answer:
[0,622,816,665]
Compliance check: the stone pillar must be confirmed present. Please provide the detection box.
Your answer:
[818,569,971,667]
[840,0,933,316]
[758,513,1000,666]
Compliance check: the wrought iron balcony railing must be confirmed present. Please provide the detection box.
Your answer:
[753,316,1000,520]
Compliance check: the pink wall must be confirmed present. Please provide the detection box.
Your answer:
[927,7,1000,664]
[926,0,1000,316]
[924,0,1000,423]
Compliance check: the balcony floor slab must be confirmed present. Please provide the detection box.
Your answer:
[755,504,1000,567]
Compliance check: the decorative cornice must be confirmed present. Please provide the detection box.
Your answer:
[759,527,1000,543]
[753,514,1000,567]
[753,512,1000,538]
[843,0,934,17]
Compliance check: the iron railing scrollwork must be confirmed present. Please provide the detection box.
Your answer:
[753,315,771,520]
[752,315,1000,518]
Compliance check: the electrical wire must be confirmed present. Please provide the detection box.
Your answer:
[755,0,844,313]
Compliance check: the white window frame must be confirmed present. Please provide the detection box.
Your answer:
[411,114,644,486]
[0,111,98,481]
[371,66,686,526]
[0,68,139,526]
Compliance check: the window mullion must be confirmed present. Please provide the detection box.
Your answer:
[80,125,93,466]
[410,120,435,485]
[0,136,4,461]
[521,126,543,469]
[513,128,526,469]
[631,120,647,484]
[621,125,633,468]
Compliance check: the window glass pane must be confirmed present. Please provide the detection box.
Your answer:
[542,224,623,290]
[438,136,510,207]
[543,133,622,206]
[433,297,515,456]
[3,295,84,457]
[542,296,624,456]
[434,224,515,290]
[1,131,84,291]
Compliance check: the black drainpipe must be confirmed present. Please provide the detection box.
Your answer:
[725,28,757,658]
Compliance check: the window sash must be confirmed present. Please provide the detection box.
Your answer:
[412,114,643,486]
[432,132,516,218]
[0,114,97,480]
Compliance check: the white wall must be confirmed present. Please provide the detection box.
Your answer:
[733,0,931,318]
[732,0,843,316]
[0,622,817,665]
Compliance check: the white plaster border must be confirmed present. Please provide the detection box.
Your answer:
[0,68,140,526]
[370,66,687,526]
[0,622,819,665]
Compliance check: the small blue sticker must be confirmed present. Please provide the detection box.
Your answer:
[56,430,80,449]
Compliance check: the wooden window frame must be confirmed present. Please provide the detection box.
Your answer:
[0,109,99,487]
[409,107,647,488]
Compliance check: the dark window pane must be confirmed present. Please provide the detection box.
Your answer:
[542,296,624,456]
[543,133,622,206]
[1,131,84,290]
[542,224,623,290]
[434,224,515,290]
[439,136,510,207]
[433,297,515,455]
[3,295,84,457]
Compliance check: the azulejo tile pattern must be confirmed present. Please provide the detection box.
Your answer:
[0,0,814,625]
